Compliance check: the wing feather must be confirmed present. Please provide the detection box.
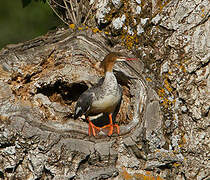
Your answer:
[74,91,94,119]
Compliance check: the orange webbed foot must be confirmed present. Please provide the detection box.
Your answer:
[101,123,120,136]
[87,118,100,136]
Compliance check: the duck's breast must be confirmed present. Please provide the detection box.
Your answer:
[90,94,121,114]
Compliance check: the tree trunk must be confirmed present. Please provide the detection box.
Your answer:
[0,0,209,179]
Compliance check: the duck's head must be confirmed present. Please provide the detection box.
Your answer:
[100,52,137,72]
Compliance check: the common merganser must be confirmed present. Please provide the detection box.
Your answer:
[74,52,137,136]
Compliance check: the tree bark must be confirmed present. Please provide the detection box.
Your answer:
[0,0,209,179]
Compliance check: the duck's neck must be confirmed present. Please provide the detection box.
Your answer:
[103,71,118,88]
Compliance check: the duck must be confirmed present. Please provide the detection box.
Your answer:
[74,52,137,136]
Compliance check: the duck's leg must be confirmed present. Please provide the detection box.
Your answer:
[102,113,120,136]
[87,117,100,136]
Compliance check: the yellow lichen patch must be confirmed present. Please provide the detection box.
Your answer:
[121,33,139,50]
[125,36,134,50]
[172,99,176,104]
[92,28,101,33]
[200,8,206,17]
[146,77,152,82]
[78,27,84,30]
[120,168,165,180]
[179,64,186,73]
[81,24,89,29]
[161,98,170,108]
[173,163,181,167]
[178,144,183,148]
[168,70,172,75]
[155,149,161,153]
[134,173,164,180]
[158,87,175,109]
[70,24,104,34]
[69,24,75,29]
[164,79,172,92]
[158,88,165,97]
[101,0,143,50]
[121,167,133,180]
[174,63,187,73]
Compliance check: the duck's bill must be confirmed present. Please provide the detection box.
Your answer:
[126,57,138,61]
[116,57,138,62]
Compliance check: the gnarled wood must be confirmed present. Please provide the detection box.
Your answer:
[0,29,163,179]
[0,0,209,179]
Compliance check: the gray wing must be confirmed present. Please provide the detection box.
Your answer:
[74,90,94,119]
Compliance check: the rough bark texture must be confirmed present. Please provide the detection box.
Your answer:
[0,0,209,180]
